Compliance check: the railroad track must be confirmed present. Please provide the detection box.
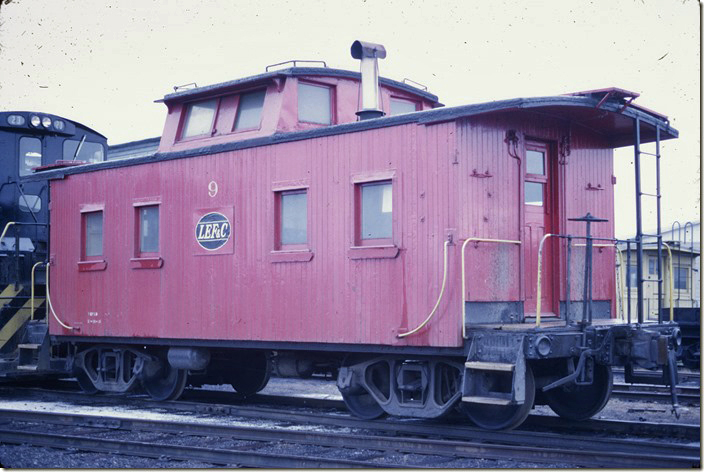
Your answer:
[0,408,699,468]
[612,382,700,405]
[1,384,700,440]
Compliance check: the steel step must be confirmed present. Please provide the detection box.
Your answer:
[464,361,515,372]
[461,395,512,405]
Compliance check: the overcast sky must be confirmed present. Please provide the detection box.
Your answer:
[0,0,699,237]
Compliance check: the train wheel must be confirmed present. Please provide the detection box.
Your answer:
[142,360,188,401]
[545,364,612,421]
[341,390,386,420]
[230,351,271,395]
[460,364,535,430]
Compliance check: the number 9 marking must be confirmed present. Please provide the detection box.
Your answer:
[208,181,218,198]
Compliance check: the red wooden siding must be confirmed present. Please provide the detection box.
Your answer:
[49,110,617,348]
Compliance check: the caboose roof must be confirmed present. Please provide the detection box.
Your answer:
[156,67,442,106]
[30,90,678,181]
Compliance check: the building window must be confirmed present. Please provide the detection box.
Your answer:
[18,195,41,213]
[19,137,42,176]
[277,190,307,247]
[649,258,656,275]
[389,98,418,116]
[138,205,159,254]
[298,82,332,125]
[234,89,266,131]
[84,211,103,258]
[626,265,639,288]
[358,180,392,242]
[63,140,105,163]
[674,267,688,290]
[181,98,218,139]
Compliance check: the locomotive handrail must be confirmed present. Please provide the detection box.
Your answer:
[461,237,522,338]
[0,222,16,243]
[0,221,49,246]
[397,240,450,338]
[45,262,76,331]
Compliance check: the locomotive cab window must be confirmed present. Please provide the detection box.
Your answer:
[63,140,105,164]
[358,180,393,243]
[298,82,332,125]
[181,98,218,139]
[19,136,42,176]
[234,89,266,131]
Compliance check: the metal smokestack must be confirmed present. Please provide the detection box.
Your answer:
[350,40,386,120]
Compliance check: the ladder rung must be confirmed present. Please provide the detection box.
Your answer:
[641,279,663,283]
[638,151,659,157]
[639,192,660,198]
[461,396,512,405]
[465,361,515,372]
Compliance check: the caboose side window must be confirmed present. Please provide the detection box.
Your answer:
[84,211,103,258]
[139,205,160,253]
[298,82,332,125]
[278,190,308,246]
[359,181,393,241]
[19,137,42,176]
[234,89,266,131]
[181,98,218,139]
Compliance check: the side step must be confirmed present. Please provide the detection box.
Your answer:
[461,333,527,405]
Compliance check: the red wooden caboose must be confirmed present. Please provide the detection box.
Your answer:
[45,42,680,429]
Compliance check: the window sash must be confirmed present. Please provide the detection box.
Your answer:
[234,89,266,131]
[139,206,159,253]
[181,99,218,139]
[298,82,332,125]
[360,181,392,241]
[19,137,42,176]
[84,211,103,257]
[280,190,307,245]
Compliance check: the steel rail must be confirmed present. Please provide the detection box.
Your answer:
[0,409,698,468]
[0,391,698,464]
[6,383,700,441]
[0,428,379,468]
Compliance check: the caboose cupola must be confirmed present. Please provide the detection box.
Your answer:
[156,61,441,153]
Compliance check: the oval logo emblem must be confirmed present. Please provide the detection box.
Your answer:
[195,212,231,251]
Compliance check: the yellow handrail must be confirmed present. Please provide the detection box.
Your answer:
[574,243,625,320]
[0,222,16,244]
[45,262,75,331]
[398,240,450,338]
[662,242,674,322]
[30,261,44,321]
[461,237,521,338]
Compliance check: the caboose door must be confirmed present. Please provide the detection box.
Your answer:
[523,141,558,316]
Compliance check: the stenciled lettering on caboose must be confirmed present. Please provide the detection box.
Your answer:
[195,212,232,250]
